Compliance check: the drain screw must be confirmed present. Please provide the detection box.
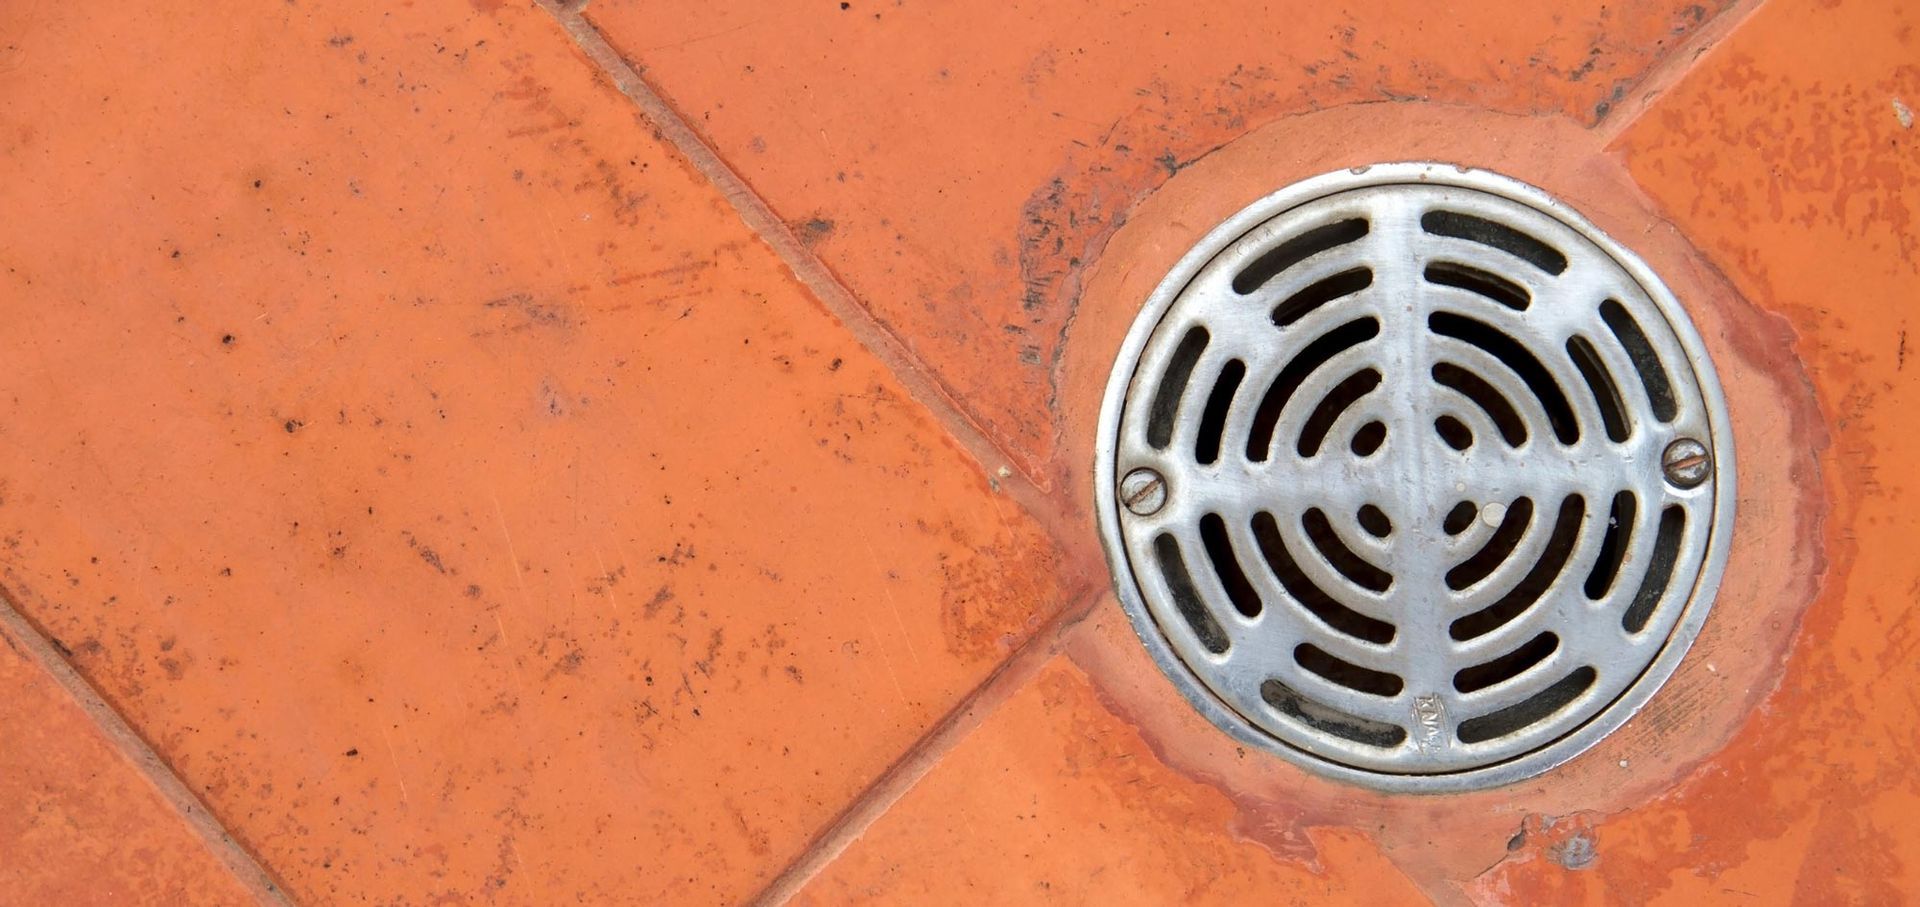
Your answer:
[1120,467,1168,516]
[1661,438,1711,488]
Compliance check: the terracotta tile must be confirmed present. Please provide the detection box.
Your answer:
[1472,0,1920,899]
[0,0,1065,902]
[0,619,257,906]
[3,0,1907,899]
[794,657,1428,905]
[583,0,1737,475]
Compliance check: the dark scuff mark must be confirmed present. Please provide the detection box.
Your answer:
[643,585,674,618]
[402,532,450,574]
[1567,47,1603,83]
[795,216,835,246]
[482,293,572,331]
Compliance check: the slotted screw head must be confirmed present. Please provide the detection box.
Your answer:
[1662,438,1711,488]
[1119,467,1167,516]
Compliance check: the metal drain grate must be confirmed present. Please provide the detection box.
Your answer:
[1096,164,1735,791]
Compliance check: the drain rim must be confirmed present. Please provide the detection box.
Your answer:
[1093,162,1737,792]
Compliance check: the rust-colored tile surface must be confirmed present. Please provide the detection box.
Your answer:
[584,0,1735,474]
[0,0,1064,903]
[0,620,255,906]
[795,657,1428,905]
[2,0,1913,900]
[1472,0,1920,900]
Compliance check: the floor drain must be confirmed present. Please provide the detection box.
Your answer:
[1095,164,1735,791]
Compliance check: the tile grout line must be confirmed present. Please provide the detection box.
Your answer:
[746,586,1106,906]
[0,584,295,906]
[538,2,1075,536]
[545,2,1767,902]
[535,7,1117,902]
[1591,0,1768,148]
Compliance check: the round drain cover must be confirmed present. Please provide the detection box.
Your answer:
[1095,164,1735,790]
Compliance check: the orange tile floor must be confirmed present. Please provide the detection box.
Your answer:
[0,0,1914,903]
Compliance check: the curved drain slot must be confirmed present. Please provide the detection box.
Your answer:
[1246,318,1381,461]
[1251,512,1396,645]
[1273,269,1373,327]
[1435,415,1473,451]
[1199,513,1261,618]
[1296,643,1404,697]
[1585,491,1637,600]
[1457,666,1598,744]
[1303,508,1392,593]
[1357,505,1392,538]
[1568,335,1631,442]
[1233,219,1370,294]
[1431,312,1579,444]
[1600,299,1678,422]
[1421,209,1569,274]
[1444,501,1479,535]
[1453,632,1560,693]
[1446,498,1534,591]
[1261,679,1407,748]
[1433,362,1527,446]
[1426,261,1530,311]
[1622,506,1686,633]
[1350,420,1387,456]
[1298,369,1382,457]
[1147,326,1209,450]
[1195,359,1245,465]
[1451,496,1586,641]
[1152,533,1230,654]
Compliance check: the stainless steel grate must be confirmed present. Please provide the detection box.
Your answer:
[1095,164,1735,791]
